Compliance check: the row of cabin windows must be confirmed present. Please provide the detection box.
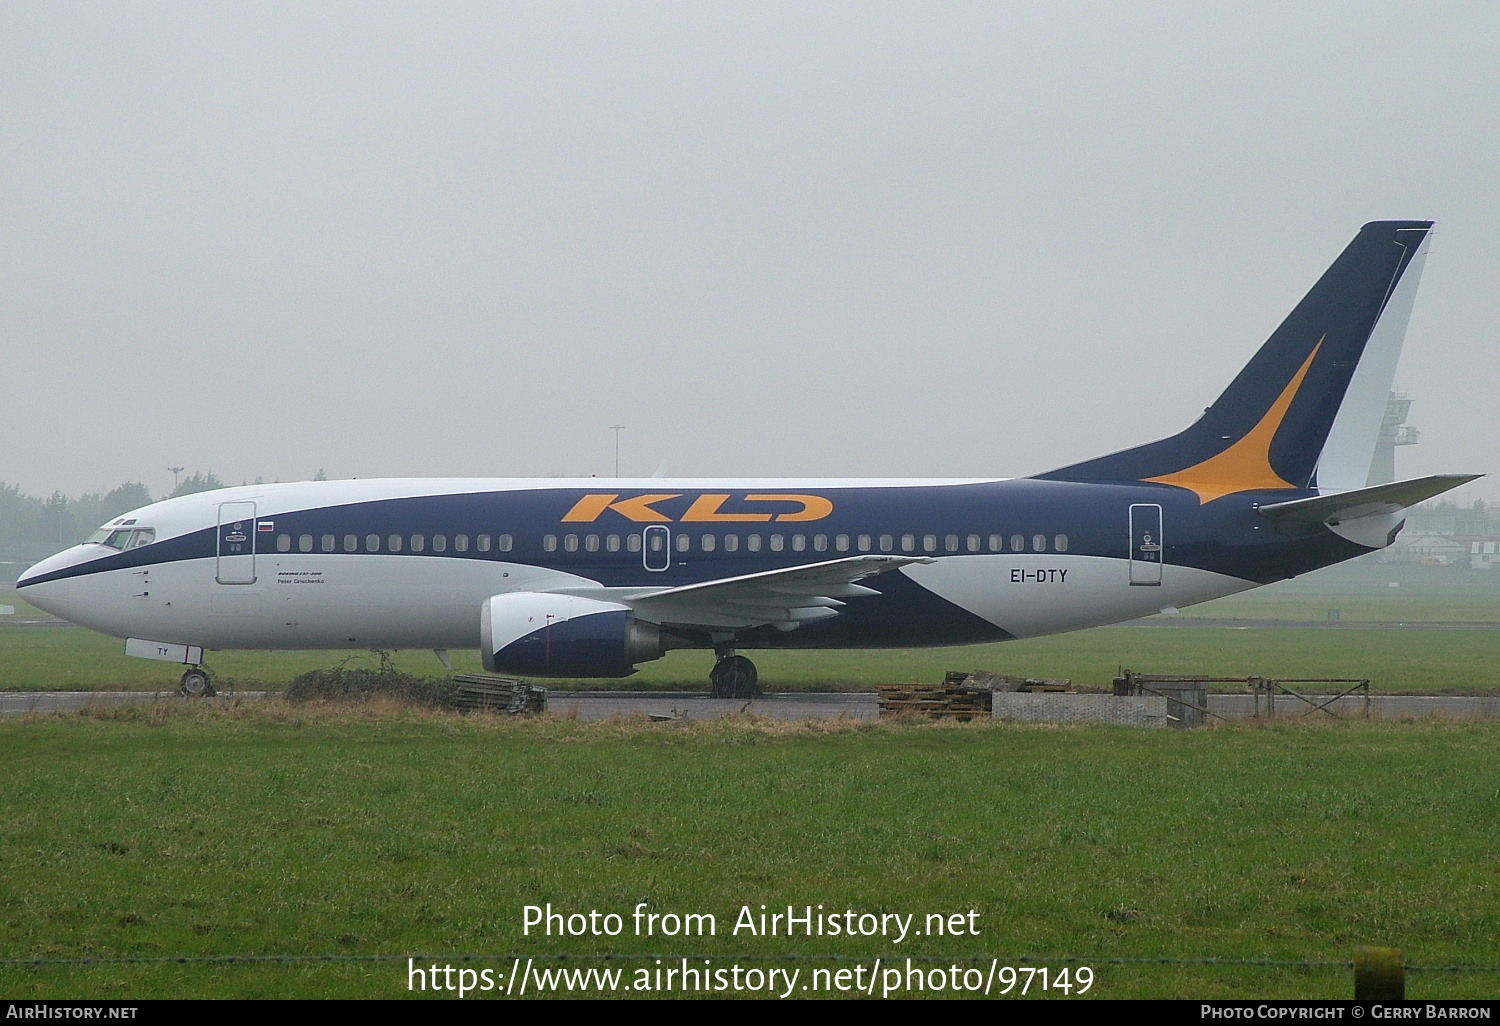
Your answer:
[276,531,1070,556]
[276,533,515,554]
[541,532,1069,555]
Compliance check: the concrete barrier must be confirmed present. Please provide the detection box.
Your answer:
[992,693,1169,727]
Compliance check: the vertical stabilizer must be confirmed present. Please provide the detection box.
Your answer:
[1036,221,1434,502]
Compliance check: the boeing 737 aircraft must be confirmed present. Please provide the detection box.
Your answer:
[17,221,1479,696]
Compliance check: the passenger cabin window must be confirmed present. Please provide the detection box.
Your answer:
[675,533,690,553]
[858,534,872,552]
[585,534,599,552]
[813,534,827,552]
[498,534,513,552]
[543,535,557,552]
[299,534,313,552]
[322,534,335,552]
[723,535,739,552]
[769,535,784,552]
[607,534,621,552]
[276,534,291,552]
[792,535,806,552]
[989,534,1003,552]
[388,534,403,552]
[701,534,715,552]
[455,534,469,552]
[879,534,893,552]
[1033,534,1046,552]
[1055,534,1069,552]
[563,534,578,553]
[433,535,447,553]
[835,534,849,552]
[365,534,380,552]
[344,534,358,552]
[1011,534,1025,552]
[626,534,642,553]
[967,534,980,552]
[901,534,916,552]
[747,535,762,552]
[411,535,425,552]
[477,534,491,552]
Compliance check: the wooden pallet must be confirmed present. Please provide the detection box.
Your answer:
[944,671,1075,693]
[449,674,547,714]
[877,683,990,719]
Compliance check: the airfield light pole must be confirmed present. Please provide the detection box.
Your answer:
[610,425,625,477]
[168,466,185,491]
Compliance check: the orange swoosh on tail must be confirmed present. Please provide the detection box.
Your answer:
[1143,340,1322,504]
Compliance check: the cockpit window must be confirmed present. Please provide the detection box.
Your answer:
[91,528,156,550]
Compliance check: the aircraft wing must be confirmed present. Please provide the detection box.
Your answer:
[1258,474,1482,524]
[559,555,932,631]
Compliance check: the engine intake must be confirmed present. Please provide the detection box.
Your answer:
[480,592,665,678]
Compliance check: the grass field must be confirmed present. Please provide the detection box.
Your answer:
[2,621,1498,694]
[1,704,1496,1000]
[1173,558,1500,623]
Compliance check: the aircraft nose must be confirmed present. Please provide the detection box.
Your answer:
[15,548,90,620]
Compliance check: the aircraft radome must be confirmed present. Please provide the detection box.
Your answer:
[18,221,1479,697]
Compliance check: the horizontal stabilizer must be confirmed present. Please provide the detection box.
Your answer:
[1258,474,1482,525]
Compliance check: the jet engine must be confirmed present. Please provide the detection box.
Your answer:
[481,592,667,677]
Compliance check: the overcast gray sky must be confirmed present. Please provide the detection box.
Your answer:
[3,2,1496,504]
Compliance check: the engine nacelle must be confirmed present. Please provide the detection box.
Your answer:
[480,592,666,678]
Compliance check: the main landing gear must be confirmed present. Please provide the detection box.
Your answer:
[179,665,217,698]
[709,644,759,699]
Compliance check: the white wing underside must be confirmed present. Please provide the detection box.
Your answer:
[551,555,933,631]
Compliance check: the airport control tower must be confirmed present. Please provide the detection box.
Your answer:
[1366,392,1418,486]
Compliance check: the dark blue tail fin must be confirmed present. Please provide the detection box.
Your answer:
[1036,221,1433,503]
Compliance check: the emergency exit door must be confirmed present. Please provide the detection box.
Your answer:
[217,501,257,584]
[1129,503,1163,586]
[642,525,671,572]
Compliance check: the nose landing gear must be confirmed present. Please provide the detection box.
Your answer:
[709,646,759,699]
[179,666,217,698]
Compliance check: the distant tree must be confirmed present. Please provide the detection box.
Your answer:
[0,480,157,563]
[73,482,154,534]
[0,483,46,561]
[104,482,153,515]
[41,491,78,549]
[168,472,226,498]
[313,468,328,481]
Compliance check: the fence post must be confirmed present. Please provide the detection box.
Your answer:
[1353,946,1404,999]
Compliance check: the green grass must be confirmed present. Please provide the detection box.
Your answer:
[1,706,1496,999]
[2,622,1498,694]
[1177,559,1500,623]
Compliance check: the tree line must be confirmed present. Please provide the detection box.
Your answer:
[0,472,226,564]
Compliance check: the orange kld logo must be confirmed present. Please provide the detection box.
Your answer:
[562,493,834,524]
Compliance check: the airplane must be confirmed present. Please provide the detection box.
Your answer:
[17,220,1480,698]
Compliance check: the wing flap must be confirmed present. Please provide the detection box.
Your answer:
[621,555,932,631]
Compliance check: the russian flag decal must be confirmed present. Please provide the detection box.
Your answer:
[257,521,275,532]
